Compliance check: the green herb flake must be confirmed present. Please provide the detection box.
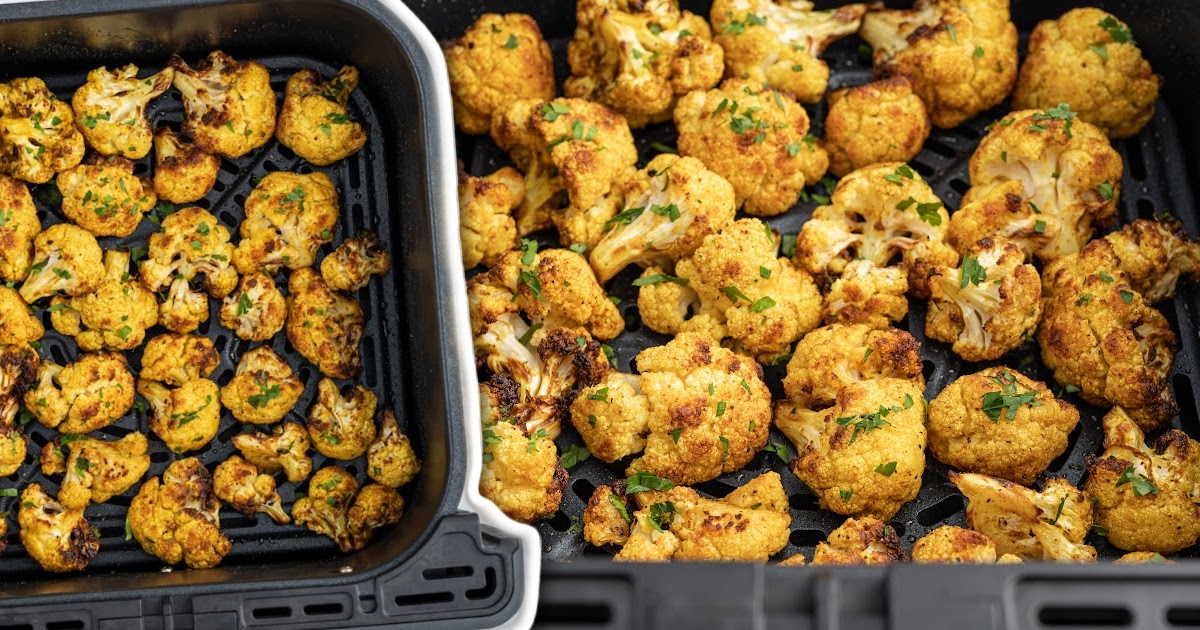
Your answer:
[875,461,897,476]
[625,471,675,493]
[633,273,688,287]
[1115,466,1159,496]
[960,256,986,288]
[762,441,789,463]
[560,444,591,469]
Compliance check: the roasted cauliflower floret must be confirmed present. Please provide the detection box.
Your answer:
[0,77,85,183]
[795,162,957,297]
[0,284,44,345]
[0,341,40,395]
[139,206,237,332]
[443,13,556,135]
[946,180,1055,260]
[1114,551,1172,565]
[368,409,421,488]
[570,372,650,464]
[952,472,1096,562]
[490,97,637,244]
[860,0,1018,128]
[232,421,312,484]
[962,106,1123,260]
[0,397,25,477]
[169,50,275,158]
[821,260,909,329]
[56,154,156,237]
[348,483,404,550]
[566,0,724,128]
[307,378,377,460]
[825,77,931,177]
[276,65,366,166]
[912,525,999,563]
[18,483,100,572]
[25,352,135,433]
[1083,407,1200,554]
[49,250,157,351]
[220,345,304,425]
[810,516,906,566]
[71,64,173,158]
[1013,8,1159,139]
[674,79,827,216]
[583,484,633,548]
[128,457,232,569]
[292,466,359,552]
[55,432,150,510]
[0,174,40,283]
[778,324,924,410]
[213,455,290,524]
[478,379,568,523]
[151,126,220,204]
[286,268,365,379]
[18,223,103,303]
[137,378,221,454]
[320,232,390,292]
[459,165,524,269]
[711,0,867,104]
[233,171,339,274]
[139,332,219,386]
[928,367,1079,485]
[588,154,737,283]
[218,272,287,341]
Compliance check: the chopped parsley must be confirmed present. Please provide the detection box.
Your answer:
[647,501,676,531]
[560,444,590,469]
[633,273,688,287]
[884,164,915,185]
[750,296,776,313]
[248,376,281,408]
[1120,289,1134,304]
[603,206,645,232]
[518,269,548,302]
[715,401,727,416]
[519,238,538,266]
[875,461,897,476]
[837,394,914,444]
[1098,15,1133,43]
[759,266,772,279]
[625,472,674,493]
[1089,44,1108,60]
[980,370,1042,422]
[959,255,987,288]
[541,102,570,122]
[720,10,766,34]
[587,387,610,402]
[1116,466,1159,496]
[670,428,682,443]
[608,493,631,523]
[762,441,789,463]
[719,285,752,303]
[526,428,547,452]
[503,34,518,49]
[1096,181,1115,201]
[649,203,680,221]
[839,489,853,501]
[171,394,213,427]
[1047,494,1068,525]
[236,292,254,316]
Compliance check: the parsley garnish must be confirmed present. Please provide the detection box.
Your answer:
[633,273,688,287]
[608,493,631,523]
[1098,15,1133,43]
[587,387,610,403]
[560,444,590,469]
[519,238,538,266]
[625,472,674,493]
[603,206,645,232]
[875,461,897,476]
[980,371,1042,422]
[1116,466,1159,496]
[248,376,281,408]
[720,10,766,34]
[959,256,986,288]
[1120,289,1134,304]
[762,441,788,462]
[518,269,547,302]
[647,501,675,531]
[1096,181,1115,201]
[884,164,915,185]
[649,203,680,221]
[503,34,518,49]
[720,285,752,303]
[750,296,775,313]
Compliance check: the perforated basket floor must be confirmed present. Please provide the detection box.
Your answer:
[460,37,1200,563]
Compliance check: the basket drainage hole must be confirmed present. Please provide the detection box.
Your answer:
[536,603,613,625]
[45,622,84,630]
[1038,606,1131,626]
[423,565,474,580]
[572,478,597,502]
[789,529,827,546]
[251,606,292,620]
[302,602,344,616]
[1136,198,1156,219]
[1167,608,1200,626]
[916,494,965,526]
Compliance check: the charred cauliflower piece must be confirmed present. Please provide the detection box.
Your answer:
[139,332,219,386]
[860,0,1018,128]
[140,206,237,332]
[128,457,232,569]
[912,525,1000,563]
[56,154,156,237]
[169,50,275,158]
[232,421,312,484]
[490,97,637,244]
[0,397,26,477]
[821,260,910,329]
[583,484,633,548]
[71,64,173,158]
[307,378,377,460]
[152,126,220,204]
[276,66,366,166]
[1013,8,1160,139]
[220,345,304,425]
[0,174,40,283]
[213,455,290,524]
[443,13,556,136]
[478,378,568,523]
[953,472,1096,562]
[674,79,827,216]
[0,77,85,183]
[19,223,103,304]
[459,165,524,269]
[1084,407,1200,554]
[795,162,957,298]
[588,154,736,284]
[810,516,906,566]
[286,268,365,379]
[25,352,135,433]
[137,378,221,453]
[218,272,287,342]
[233,171,339,275]
[566,0,724,128]
[50,250,158,351]
[347,484,404,550]
[18,483,99,572]
[55,432,150,509]
[0,340,40,395]
[711,0,867,104]
[320,232,390,292]
[777,324,924,411]
[368,409,420,488]
[292,465,359,552]
[825,77,931,177]
[928,367,1079,485]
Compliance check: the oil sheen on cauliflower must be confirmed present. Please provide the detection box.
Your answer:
[777,323,924,410]
[233,171,339,274]
[139,206,237,333]
[276,65,367,166]
[320,231,390,292]
[307,378,377,460]
[810,516,906,566]
[0,174,41,282]
[49,249,158,351]
[71,63,174,158]
[19,223,103,304]
[169,50,276,158]
[56,154,156,237]
[220,345,304,425]
[218,272,288,342]
[459,165,524,269]
[824,76,931,177]
[137,378,221,453]
[0,77,86,183]
[25,352,135,434]
[368,409,421,488]
[55,432,151,509]
[152,126,220,204]
[128,457,232,569]
[286,268,366,379]
[18,483,100,572]
[952,472,1096,562]
[232,421,312,484]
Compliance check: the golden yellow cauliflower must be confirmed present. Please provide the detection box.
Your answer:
[821,260,909,329]
[0,77,86,183]
[152,126,220,204]
[952,472,1096,562]
[214,455,290,524]
[49,250,158,352]
[219,345,304,425]
[912,525,1000,564]
[169,50,276,158]
[128,457,232,569]
[824,77,931,177]
[18,483,100,572]
[347,483,405,550]
[55,432,150,510]
[1013,8,1160,139]
[320,232,390,292]
[307,377,377,460]
[0,174,40,283]
[139,332,219,386]
[946,180,1054,260]
[292,465,359,552]
[218,272,288,342]
[71,64,174,158]
[137,378,221,454]
[1114,551,1172,565]
[478,379,568,523]
[810,516,906,566]
[139,206,237,333]
[19,223,103,304]
[233,171,339,274]
[0,284,44,346]
[275,66,367,166]
[56,154,155,237]
[0,397,25,477]
[778,324,923,411]
[458,165,524,269]
[583,484,632,548]
[286,268,365,379]
[232,421,312,484]
[25,352,135,434]
[443,13,556,136]
[368,409,421,488]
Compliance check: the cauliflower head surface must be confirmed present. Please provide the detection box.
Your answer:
[952,472,1096,562]
[138,378,221,453]
[50,249,158,351]
[292,465,359,552]
[911,525,999,563]
[824,76,931,177]
[56,154,156,237]
[139,332,219,386]
[218,271,288,342]
[0,284,44,345]
[71,64,173,158]
[214,454,290,524]
[56,432,150,510]
[459,165,524,269]
[18,483,100,572]
[320,231,390,292]
[821,259,909,329]
[139,206,237,332]
[152,126,220,204]
[368,409,421,488]
[169,50,276,158]
[128,457,232,569]
[0,174,40,283]
[19,223,103,304]
[0,77,86,183]
[25,352,135,434]
[276,66,367,166]
[0,396,26,477]
[232,421,313,484]
[286,267,365,379]
[233,171,339,275]
[779,323,923,411]
[479,381,567,523]
[347,483,405,550]
[220,345,304,425]
[307,378,377,460]
[810,516,906,565]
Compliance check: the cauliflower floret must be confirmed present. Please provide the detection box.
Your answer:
[291,465,359,552]
[824,77,931,177]
[821,260,909,329]
[925,236,1041,361]
[218,272,287,341]
[778,324,923,411]
[347,483,404,550]
[367,409,421,488]
[18,483,99,572]
[275,66,367,166]
[490,97,637,244]
[286,268,365,379]
[139,332,219,386]
[566,0,724,128]
[71,64,174,158]
[169,50,275,158]
[219,345,304,425]
[307,378,377,460]
[635,264,711,338]
[55,432,150,509]
[319,232,390,292]
[711,0,867,104]
[137,378,221,454]
[946,180,1056,261]
[128,457,232,569]
[0,174,40,283]
[928,367,1079,485]
[583,484,633,548]
[0,341,40,396]
[478,378,568,523]
[810,516,906,565]
[795,162,957,297]
[49,250,158,351]
[25,352,134,433]
[233,171,339,275]
[56,154,156,237]
[0,284,44,345]
[1083,407,1200,554]
[962,106,1122,261]
[459,165,524,269]
[911,525,999,563]
[571,372,650,463]
[139,206,237,332]
[232,421,312,484]
[1013,8,1160,139]
[785,378,926,521]
[860,0,1018,128]
[674,79,827,216]
[213,455,291,524]
[0,397,26,477]
[588,154,737,283]
[1114,551,1172,565]
[952,472,1096,562]
[152,126,220,204]
[18,223,103,303]
[443,13,556,135]
[0,77,86,183]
